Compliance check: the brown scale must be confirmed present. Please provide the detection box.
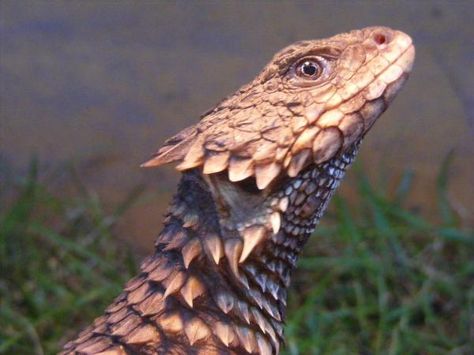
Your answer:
[61,26,414,354]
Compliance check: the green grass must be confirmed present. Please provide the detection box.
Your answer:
[284,160,474,355]
[0,160,140,354]
[0,159,472,354]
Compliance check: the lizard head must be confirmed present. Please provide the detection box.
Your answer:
[142,26,415,270]
[143,26,414,186]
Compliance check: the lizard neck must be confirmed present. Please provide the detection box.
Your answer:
[147,143,359,353]
[62,147,359,355]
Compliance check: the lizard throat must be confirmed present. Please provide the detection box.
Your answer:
[162,141,362,351]
[210,141,360,300]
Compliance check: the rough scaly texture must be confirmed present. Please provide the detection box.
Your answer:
[61,26,415,355]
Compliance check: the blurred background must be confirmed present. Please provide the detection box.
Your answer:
[1,1,473,354]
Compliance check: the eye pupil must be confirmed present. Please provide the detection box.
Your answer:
[302,61,318,76]
[292,56,327,83]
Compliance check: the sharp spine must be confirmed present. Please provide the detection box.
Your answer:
[240,225,266,263]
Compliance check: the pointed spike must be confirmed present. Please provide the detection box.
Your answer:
[176,156,204,171]
[237,301,251,324]
[240,226,266,263]
[140,157,162,168]
[255,272,268,293]
[262,299,281,321]
[228,157,254,182]
[243,263,257,277]
[181,289,194,308]
[215,321,235,347]
[238,272,250,290]
[312,128,343,164]
[271,319,284,337]
[250,307,266,333]
[255,162,281,189]
[339,113,364,149]
[184,317,210,345]
[215,291,235,314]
[176,136,206,171]
[270,212,281,234]
[275,146,289,162]
[266,278,280,301]
[224,238,243,277]
[181,239,201,269]
[291,126,320,153]
[163,272,186,299]
[275,341,280,354]
[256,333,273,355]
[139,158,160,168]
[278,287,287,306]
[250,308,278,345]
[264,320,278,346]
[287,149,311,177]
[180,275,205,308]
[235,326,257,353]
[249,287,264,309]
[140,125,198,168]
[203,233,223,264]
[202,151,230,174]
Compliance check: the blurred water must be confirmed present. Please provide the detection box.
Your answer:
[1,1,473,249]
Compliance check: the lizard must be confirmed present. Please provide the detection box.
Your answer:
[61,26,415,355]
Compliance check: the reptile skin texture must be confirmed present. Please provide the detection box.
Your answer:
[61,27,415,355]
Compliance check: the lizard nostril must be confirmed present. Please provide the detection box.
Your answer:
[373,31,390,46]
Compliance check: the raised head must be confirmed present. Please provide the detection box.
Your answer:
[143,26,414,185]
[142,26,415,262]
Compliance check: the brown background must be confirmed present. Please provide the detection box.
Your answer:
[1,1,473,251]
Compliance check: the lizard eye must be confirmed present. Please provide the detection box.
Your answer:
[294,56,328,80]
[295,57,325,79]
[286,55,333,87]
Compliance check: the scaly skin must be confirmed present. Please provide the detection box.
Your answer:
[61,26,415,355]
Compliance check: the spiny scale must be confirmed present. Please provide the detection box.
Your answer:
[62,26,414,354]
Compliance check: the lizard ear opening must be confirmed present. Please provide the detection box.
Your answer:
[141,125,198,168]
